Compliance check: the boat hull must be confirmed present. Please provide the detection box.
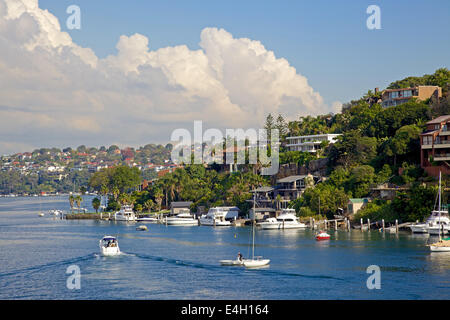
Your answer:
[166,219,199,226]
[243,259,270,268]
[430,245,450,252]
[199,219,231,226]
[428,227,450,235]
[410,224,428,233]
[258,222,306,230]
[100,246,121,256]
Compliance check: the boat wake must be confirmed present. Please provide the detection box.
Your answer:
[130,252,344,281]
[0,253,97,278]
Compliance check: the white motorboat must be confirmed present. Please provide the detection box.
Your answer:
[38,213,44,217]
[257,209,306,230]
[114,205,136,222]
[410,211,450,234]
[48,209,63,216]
[99,236,121,256]
[165,210,199,226]
[136,216,159,223]
[200,207,232,226]
[136,225,148,231]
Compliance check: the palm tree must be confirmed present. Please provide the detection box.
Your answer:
[69,195,75,213]
[100,184,109,210]
[74,195,83,212]
[144,199,154,214]
[154,188,163,212]
[92,197,101,213]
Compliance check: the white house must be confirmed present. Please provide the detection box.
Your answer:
[286,133,341,153]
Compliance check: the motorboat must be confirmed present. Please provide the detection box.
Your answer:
[165,210,199,226]
[114,205,136,222]
[410,211,450,234]
[136,225,148,231]
[38,213,44,217]
[99,236,121,256]
[200,207,232,226]
[257,209,306,229]
[48,209,63,216]
[136,216,159,223]
[315,231,330,240]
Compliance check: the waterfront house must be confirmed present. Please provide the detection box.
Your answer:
[274,174,318,208]
[347,198,370,216]
[420,115,450,177]
[381,85,442,108]
[170,201,193,216]
[286,134,341,153]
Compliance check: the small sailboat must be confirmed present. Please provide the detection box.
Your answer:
[429,172,450,252]
[243,191,270,268]
[99,236,121,256]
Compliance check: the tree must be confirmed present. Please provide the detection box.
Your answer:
[69,195,75,213]
[92,197,101,213]
[74,195,83,212]
[275,114,288,139]
[144,199,154,213]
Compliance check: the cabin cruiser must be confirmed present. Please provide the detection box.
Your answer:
[99,236,121,256]
[410,210,450,234]
[114,205,136,222]
[48,209,63,216]
[165,210,198,226]
[199,207,232,226]
[136,216,159,223]
[257,209,306,229]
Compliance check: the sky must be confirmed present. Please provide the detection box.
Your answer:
[1,0,449,155]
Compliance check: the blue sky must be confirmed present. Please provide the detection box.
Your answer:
[40,0,450,106]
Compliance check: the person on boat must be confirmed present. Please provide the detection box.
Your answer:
[237,252,243,261]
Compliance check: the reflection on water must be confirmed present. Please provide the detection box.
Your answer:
[0,196,450,299]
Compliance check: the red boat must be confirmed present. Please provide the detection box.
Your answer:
[315,231,330,241]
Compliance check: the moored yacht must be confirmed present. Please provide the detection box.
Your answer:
[410,210,450,234]
[114,205,136,222]
[257,209,306,229]
[165,209,198,226]
[200,207,232,226]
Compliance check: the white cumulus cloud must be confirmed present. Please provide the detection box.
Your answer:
[0,0,335,155]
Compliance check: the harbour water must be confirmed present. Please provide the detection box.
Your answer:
[0,196,449,299]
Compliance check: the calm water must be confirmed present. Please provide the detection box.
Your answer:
[0,196,449,300]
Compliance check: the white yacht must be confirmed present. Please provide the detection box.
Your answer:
[410,210,450,234]
[136,216,159,223]
[99,236,121,256]
[257,209,306,230]
[165,210,198,226]
[48,209,63,216]
[114,205,136,222]
[200,207,232,226]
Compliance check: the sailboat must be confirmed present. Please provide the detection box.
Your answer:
[243,191,270,268]
[429,171,450,252]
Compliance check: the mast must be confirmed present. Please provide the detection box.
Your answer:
[439,171,442,241]
[252,190,256,260]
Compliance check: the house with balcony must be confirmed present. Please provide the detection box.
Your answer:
[420,115,450,177]
[273,174,319,208]
[381,86,442,108]
[286,134,341,153]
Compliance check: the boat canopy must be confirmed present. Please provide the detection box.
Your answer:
[102,236,116,241]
